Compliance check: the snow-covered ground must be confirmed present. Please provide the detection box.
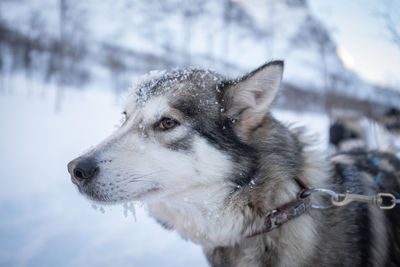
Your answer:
[0,81,329,267]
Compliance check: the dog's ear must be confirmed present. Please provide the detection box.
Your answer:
[222,61,283,137]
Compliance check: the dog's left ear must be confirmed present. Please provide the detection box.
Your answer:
[222,61,283,136]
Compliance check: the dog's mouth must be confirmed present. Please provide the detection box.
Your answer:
[71,175,162,203]
[70,176,87,187]
[68,157,164,202]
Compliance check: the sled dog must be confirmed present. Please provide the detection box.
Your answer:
[68,61,400,266]
[329,111,400,154]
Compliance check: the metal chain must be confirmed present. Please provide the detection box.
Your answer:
[393,199,400,204]
[302,188,400,210]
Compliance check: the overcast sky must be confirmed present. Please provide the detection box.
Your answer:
[309,0,400,90]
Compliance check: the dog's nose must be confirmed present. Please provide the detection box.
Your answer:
[68,158,99,183]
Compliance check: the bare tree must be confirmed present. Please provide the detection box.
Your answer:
[291,15,335,91]
[383,10,400,49]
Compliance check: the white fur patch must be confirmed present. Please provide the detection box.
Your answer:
[79,93,248,247]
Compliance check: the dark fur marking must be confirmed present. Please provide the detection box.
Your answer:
[235,166,258,187]
[166,133,194,151]
[173,100,199,118]
[329,121,359,146]
[386,204,400,265]
[173,94,261,187]
[355,203,371,267]
[194,120,259,186]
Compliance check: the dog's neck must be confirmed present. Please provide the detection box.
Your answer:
[145,167,300,248]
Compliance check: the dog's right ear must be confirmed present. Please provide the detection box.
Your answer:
[222,61,283,137]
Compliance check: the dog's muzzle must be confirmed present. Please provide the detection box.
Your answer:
[68,157,99,186]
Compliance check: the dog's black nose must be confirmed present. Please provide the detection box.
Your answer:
[68,158,99,183]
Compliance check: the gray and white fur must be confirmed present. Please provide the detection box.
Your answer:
[68,61,400,267]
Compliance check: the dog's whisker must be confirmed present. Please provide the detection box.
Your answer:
[117,172,162,183]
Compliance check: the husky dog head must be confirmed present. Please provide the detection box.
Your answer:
[68,61,291,246]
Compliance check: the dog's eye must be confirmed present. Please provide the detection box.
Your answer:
[160,117,178,130]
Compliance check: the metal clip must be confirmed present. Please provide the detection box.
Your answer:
[302,187,400,210]
[332,191,379,207]
[331,192,397,210]
[377,193,396,210]
[301,188,339,210]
